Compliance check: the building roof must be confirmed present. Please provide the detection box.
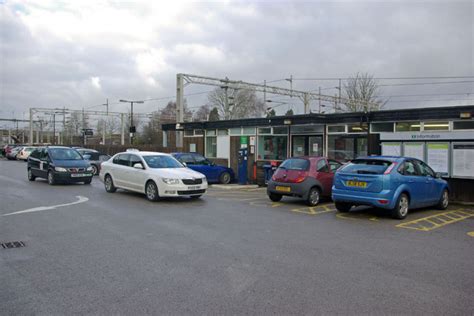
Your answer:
[162,104,474,131]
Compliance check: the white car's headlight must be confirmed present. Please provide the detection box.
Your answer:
[55,167,67,172]
[162,178,180,185]
[202,177,207,182]
[86,166,93,172]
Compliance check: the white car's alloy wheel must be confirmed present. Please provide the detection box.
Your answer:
[146,181,159,201]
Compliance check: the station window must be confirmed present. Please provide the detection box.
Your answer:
[291,125,324,134]
[371,122,394,133]
[327,136,367,162]
[423,121,450,131]
[184,130,194,137]
[257,135,287,160]
[242,127,256,135]
[273,126,288,135]
[453,121,474,130]
[206,136,217,158]
[162,131,167,147]
[194,129,204,136]
[395,122,420,132]
[229,127,241,135]
[328,125,346,133]
[258,127,272,134]
[218,129,228,136]
[206,129,216,136]
[347,123,368,133]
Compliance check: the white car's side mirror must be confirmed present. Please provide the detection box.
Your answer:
[182,162,187,167]
[133,163,144,169]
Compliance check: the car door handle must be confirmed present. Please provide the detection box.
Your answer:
[408,179,414,183]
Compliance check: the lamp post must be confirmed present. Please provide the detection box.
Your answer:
[120,99,144,145]
[102,99,108,145]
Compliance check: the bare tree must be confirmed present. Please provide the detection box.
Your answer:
[207,87,265,120]
[343,72,386,112]
[208,107,219,121]
[159,100,193,123]
[194,104,211,121]
[266,109,276,118]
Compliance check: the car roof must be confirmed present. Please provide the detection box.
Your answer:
[47,146,72,149]
[171,152,200,155]
[119,151,171,157]
[286,156,324,160]
[355,156,402,162]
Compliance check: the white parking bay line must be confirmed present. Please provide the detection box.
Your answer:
[2,196,89,216]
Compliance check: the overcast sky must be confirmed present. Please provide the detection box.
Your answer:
[1,0,473,123]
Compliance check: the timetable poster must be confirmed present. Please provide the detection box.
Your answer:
[427,143,449,176]
[452,143,474,178]
[403,142,424,161]
[382,143,401,156]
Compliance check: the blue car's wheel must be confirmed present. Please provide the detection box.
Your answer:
[219,172,231,184]
[436,189,449,210]
[391,193,409,219]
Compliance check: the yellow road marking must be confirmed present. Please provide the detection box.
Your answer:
[396,209,474,232]
[467,231,474,237]
[217,197,264,202]
[336,213,357,220]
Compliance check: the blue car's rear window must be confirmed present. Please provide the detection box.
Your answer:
[339,159,392,175]
[279,158,310,171]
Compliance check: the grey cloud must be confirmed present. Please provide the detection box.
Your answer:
[0,0,473,120]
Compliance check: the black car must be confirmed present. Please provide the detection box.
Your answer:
[76,148,111,175]
[27,146,94,185]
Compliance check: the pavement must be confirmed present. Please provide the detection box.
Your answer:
[1,158,473,315]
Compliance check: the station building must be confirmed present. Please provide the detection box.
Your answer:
[162,105,474,202]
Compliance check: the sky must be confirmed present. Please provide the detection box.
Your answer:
[0,0,473,125]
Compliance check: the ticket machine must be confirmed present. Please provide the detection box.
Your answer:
[238,148,248,185]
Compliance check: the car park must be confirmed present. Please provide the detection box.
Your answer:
[76,148,111,175]
[16,146,36,161]
[27,146,94,185]
[331,156,449,219]
[172,152,235,184]
[100,151,208,201]
[267,157,343,206]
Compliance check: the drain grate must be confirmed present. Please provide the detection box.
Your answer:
[1,241,26,249]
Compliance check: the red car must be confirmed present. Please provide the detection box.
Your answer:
[267,157,343,206]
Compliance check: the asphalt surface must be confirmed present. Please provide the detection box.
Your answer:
[1,158,473,315]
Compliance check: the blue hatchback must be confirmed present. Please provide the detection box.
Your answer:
[332,156,449,219]
[172,152,235,184]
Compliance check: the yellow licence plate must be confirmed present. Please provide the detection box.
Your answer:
[346,180,367,188]
[276,186,291,192]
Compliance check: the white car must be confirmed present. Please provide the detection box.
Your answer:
[99,151,208,201]
[17,146,36,161]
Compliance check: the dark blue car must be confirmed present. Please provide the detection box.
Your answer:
[332,156,449,219]
[27,146,94,185]
[172,152,234,184]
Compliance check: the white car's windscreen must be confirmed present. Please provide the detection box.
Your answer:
[143,155,184,169]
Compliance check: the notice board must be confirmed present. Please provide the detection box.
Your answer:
[382,142,401,156]
[403,142,424,161]
[452,143,474,178]
[427,143,449,176]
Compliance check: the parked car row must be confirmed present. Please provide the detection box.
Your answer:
[267,155,449,219]
[3,144,36,161]
[16,144,450,219]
